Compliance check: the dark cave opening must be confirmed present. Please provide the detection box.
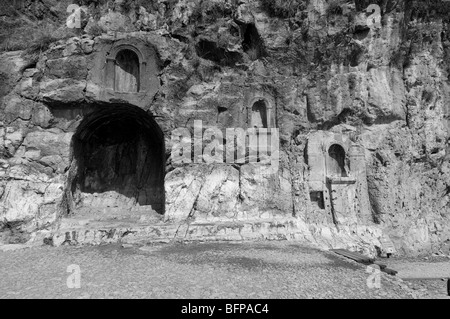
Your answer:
[242,23,265,61]
[196,39,242,67]
[71,104,165,215]
[353,27,370,40]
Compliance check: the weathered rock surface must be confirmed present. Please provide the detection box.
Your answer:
[0,0,449,256]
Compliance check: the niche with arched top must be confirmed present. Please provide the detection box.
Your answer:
[104,43,150,96]
[251,100,268,128]
[115,49,140,93]
[327,144,347,177]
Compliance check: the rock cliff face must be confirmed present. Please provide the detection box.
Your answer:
[0,0,449,256]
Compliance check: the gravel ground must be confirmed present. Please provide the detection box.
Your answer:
[0,241,439,299]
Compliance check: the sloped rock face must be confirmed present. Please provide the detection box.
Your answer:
[0,0,449,256]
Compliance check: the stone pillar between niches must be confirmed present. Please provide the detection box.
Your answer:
[349,144,372,224]
[266,104,272,128]
[140,61,147,89]
[106,57,115,90]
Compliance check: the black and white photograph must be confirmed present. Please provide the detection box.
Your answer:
[0,0,449,304]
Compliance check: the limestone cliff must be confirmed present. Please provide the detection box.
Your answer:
[0,0,449,256]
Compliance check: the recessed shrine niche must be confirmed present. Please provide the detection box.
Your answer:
[249,98,275,129]
[115,49,140,93]
[327,144,348,177]
[106,45,145,93]
[246,96,276,163]
[251,100,268,128]
[305,131,371,226]
[99,40,160,107]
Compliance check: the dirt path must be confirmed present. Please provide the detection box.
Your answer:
[383,256,450,299]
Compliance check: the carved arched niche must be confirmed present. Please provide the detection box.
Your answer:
[327,144,348,177]
[106,44,146,93]
[94,38,160,108]
[248,98,275,128]
[251,100,268,128]
[115,49,140,92]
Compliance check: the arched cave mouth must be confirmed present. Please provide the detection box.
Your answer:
[71,104,165,215]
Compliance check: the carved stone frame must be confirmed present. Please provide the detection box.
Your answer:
[248,97,274,129]
[105,44,148,92]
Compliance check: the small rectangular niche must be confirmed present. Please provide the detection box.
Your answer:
[327,176,357,184]
[310,191,325,210]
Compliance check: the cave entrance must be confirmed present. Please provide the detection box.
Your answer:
[327,144,347,177]
[242,23,265,61]
[71,104,164,215]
